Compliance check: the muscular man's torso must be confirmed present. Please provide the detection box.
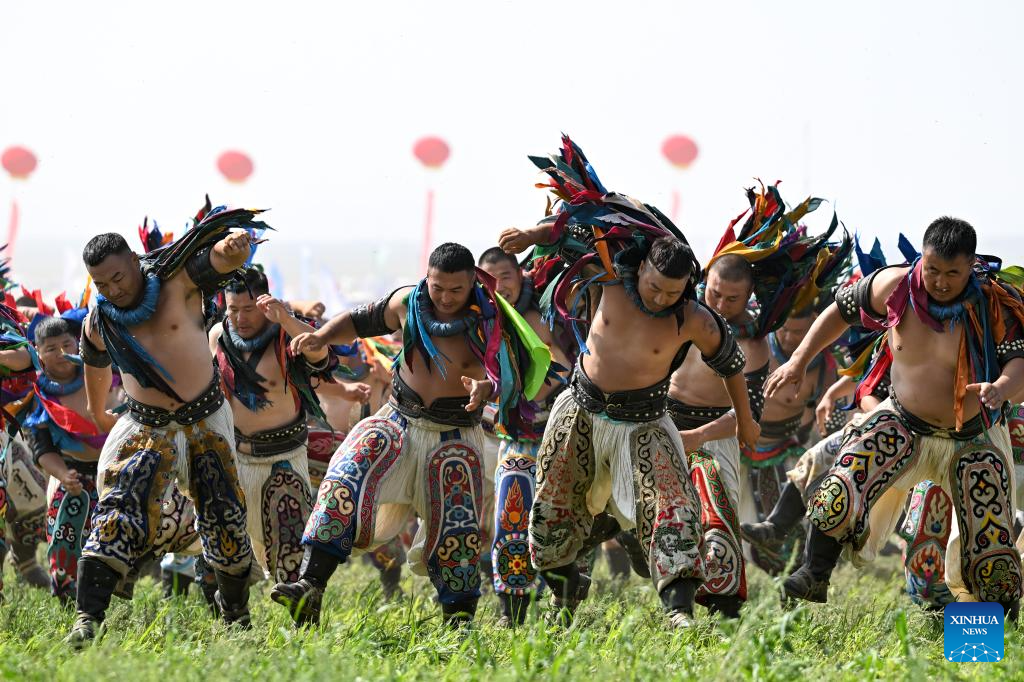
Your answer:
[212,323,300,437]
[582,285,693,392]
[104,273,216,410]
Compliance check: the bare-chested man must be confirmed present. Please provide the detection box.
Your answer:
[499,228,759,627]
[209,268,337,584]
[70,207,262,645]
[27,317,195,604]
[273,242,546,628]
[495,137,761,628]
[766,217,1024,613]
[477,246,572,627]
[667,255,770,618]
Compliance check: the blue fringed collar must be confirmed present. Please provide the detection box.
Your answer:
[37,367,84,396]
[414,282,482,338]
[513,277,535,314]
[96,272,161,327]
[227,320,280,353]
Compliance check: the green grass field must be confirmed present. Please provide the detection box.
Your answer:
[1,554,1021,681]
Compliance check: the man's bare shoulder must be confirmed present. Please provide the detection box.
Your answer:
[208,321,225,343]
[741,335,770,367]
[868,265,910,312]
[522,308,551,338]
[681,300,715,335]
[872,265,910,292]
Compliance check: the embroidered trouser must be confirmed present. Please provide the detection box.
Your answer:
[46,471,99,597]
[529,390,705,593]
[492,438,541,596]
[2,436,48,585]
[738,437,806,573]
[786,428,948,605]
[309,423,410,585]
[83,402,248,578]
[303,405,486,606]
[899,480,955,608]
[687,436,746,602]
[809,398,1021,603]
[235,443,313,584]
[900,405,1024,608]
[787,431,843,503]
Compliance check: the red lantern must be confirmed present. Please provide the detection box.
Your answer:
[413,136,450,169]
[217,150,254,183]
[2,146,38,180]
[661,135,699,169]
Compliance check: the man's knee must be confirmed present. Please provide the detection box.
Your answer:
[807,474,853,538]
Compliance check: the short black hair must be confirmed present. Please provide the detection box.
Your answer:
[922,216,976,261]
[14,294,36,307]
[645,236,697,280]
[710,253,754,286]
[82,233,132,267]
[428,242,475,274]
[35,316,80,345]
[225,267,270,298]
[477,246,519,269]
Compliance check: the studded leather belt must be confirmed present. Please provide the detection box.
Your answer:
[570,363,670,423]
[235,415,309,457]
[126,376,225,428]
[666,398,731,431]
[391,372,482,428]
[889,389,992,441]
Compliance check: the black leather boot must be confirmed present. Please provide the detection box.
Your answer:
[270,546,338,627]
[1002,599,1020,623]
[704,594,743,619]
[162,569,192,598]
[214,568,252,628]
[782,527,843,604]
[660,578,701,628]
[66,558,120,649]
[603,541,633,580]
[0,545,6,603]
[541,563,592,627]
[614,530,652,579]
[741,481,805,544]
[11,538,50,589]
[497,592,531,628]
[441,597,478,628]
[379,560,403,601]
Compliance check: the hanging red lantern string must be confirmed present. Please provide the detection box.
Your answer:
[412,136,450,273]
[2,145,39,267]
[661,135,699,222]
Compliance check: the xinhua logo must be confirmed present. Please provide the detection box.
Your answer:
[944,602,1004,662]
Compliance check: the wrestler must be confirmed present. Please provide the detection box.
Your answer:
[272,242,550,627]
[210,267,336,583]
[499,136,759,628]
[766,217,1024,614]
[478,246,571,627]
[69,201,265,645]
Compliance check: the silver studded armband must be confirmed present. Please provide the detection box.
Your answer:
[997,336,1024,365]
[701,310,746,378]
[835,268,889,327]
